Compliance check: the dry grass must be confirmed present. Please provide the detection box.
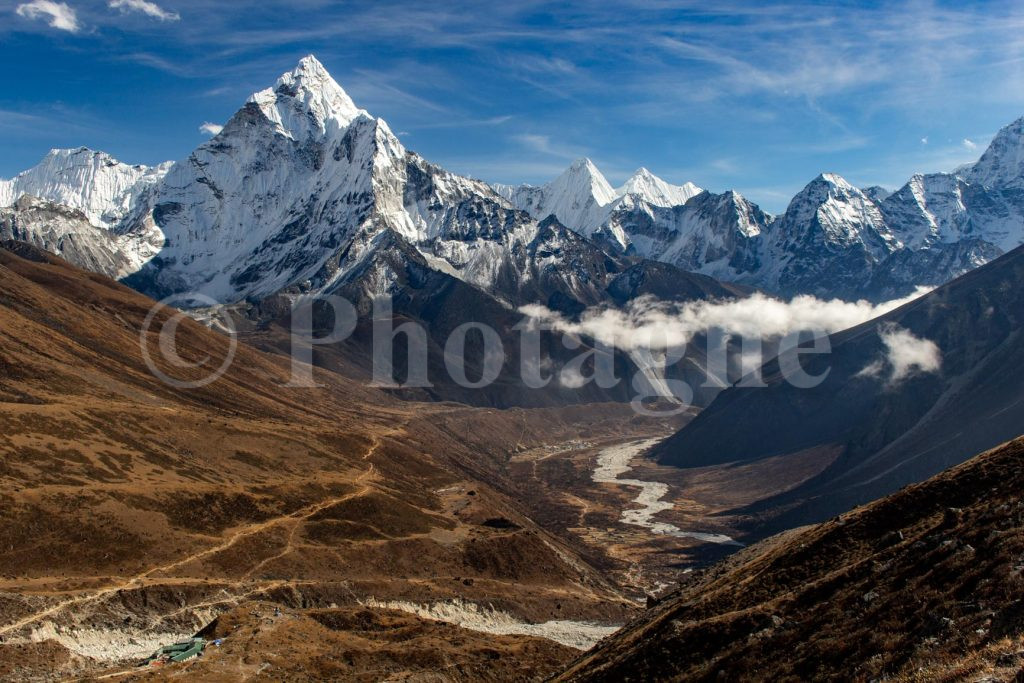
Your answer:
[560,436,1024,682]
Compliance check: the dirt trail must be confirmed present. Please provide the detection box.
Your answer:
[0,457,379,639]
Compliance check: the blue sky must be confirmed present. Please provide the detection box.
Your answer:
[2,0,1024,212]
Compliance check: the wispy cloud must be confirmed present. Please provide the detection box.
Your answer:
[858,323,941,385]
[0,108,49,132]
[15,0,79,32]
[347,67,450,114]
[108,0,180,22]
[198,122,223,136]
[962,138,978,150]
[513,133,586,160]
[508,55,578,75]
[407,115,513,131]
[116,52,193,76]
[521,288,933,353]
[0,105,96,137]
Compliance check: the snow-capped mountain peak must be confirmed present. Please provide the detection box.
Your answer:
[3,54,1024,309]
[247,54,366,139]
[496,159,703,239]
[616,167,702,207]
[781,172,892,249]
[0,147,170,228]
[556,158,617,205]
[491,158,618,236]
[814,172,857,192]
[967,116,1024,190]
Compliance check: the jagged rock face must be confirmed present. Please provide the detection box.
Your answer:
[0,57,623,312]
[0,195,162,278]
[117,56,621,306]
[599,190,768,284]
[968,116,1024,191]
[758,173,897,299]
[496,162,703,251]
[862,185,892,203]
[497,121,1024,302]
[868,237,1003,298]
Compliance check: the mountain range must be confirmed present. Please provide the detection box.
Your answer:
[2,55,1024,317]
[499,124,1024,302]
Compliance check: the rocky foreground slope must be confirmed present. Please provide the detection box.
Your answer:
[559,435,1024,682]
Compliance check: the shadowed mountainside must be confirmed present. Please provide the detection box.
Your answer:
[654,244,1024,533]
[560,436,1024,682]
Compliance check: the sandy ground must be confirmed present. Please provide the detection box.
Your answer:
[359,597,621,650]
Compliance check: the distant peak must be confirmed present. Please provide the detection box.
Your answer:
[46,147,102,158]
[281,54,337,90]
[808,172,861,194]
[966,114,1024,190]
[543,158,617,212]
[616,166,701,207]
[295,54,326,72]
[558,158,611,186]
[274,54,348,98]
[815,172,847,185]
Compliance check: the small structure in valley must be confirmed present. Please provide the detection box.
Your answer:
[140,637,206,666]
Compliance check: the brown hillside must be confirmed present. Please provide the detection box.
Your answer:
[559,435,1024,682]
[0,242,640,680]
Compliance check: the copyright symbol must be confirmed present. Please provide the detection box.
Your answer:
[140,293,237,389]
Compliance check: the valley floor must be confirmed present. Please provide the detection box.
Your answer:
[0,413,812,681]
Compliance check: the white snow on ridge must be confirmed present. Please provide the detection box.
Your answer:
[247,54,367,140]
[0,148,171,229]
[616,167,702,208]
[968,116,1024,191]
[495,160,702,237]
[496,158,617,236]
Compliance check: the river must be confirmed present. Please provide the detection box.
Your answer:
[592,439,740,546]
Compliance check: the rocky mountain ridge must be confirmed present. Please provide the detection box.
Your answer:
[3,55,1022,306]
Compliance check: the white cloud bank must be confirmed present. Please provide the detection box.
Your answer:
[858,323,942,384]
[198,122,223,136]
[15,1,79,32]
[108,0,179,21]
[520,288,932,353]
